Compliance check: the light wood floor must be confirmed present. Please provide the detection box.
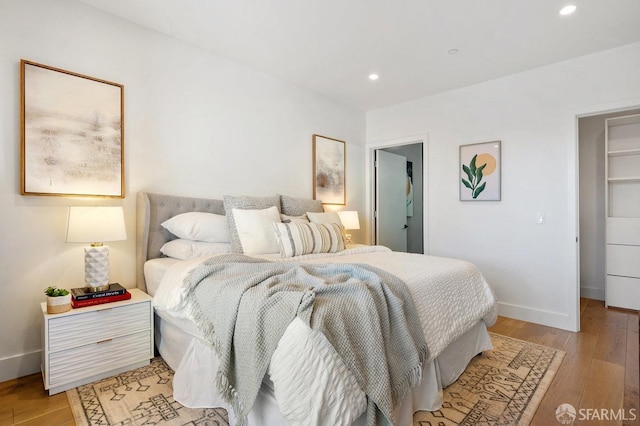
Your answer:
[490,298,639,425]
[0,298,637,426]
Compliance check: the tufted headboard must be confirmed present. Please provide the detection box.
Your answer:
[136,192,225,292]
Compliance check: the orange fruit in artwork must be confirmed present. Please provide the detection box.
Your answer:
[475,153,496,175]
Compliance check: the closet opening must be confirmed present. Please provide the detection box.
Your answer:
[578,107,640,310]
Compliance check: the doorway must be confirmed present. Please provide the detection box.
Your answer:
[374,142,425,254]
[578,107,640,302]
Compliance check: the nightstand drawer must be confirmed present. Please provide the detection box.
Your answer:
[48,330,151,386]
[49,302,151,352]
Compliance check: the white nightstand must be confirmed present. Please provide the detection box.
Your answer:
[40,288,154,395]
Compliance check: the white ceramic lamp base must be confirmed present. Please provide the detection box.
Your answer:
[84,245,110,290]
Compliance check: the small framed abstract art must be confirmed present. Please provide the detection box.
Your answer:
[406,161,414,217]
[20,60,124,197]
[460,140,501,201]
[313,134,346,205]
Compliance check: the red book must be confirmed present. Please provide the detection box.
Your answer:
[72,291,132,308]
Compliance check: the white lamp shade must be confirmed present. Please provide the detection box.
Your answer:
[67,206,127,243]
[337,211,360,230]
[67,206,126,290]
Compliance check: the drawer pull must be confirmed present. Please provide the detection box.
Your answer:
[96,308,113,312]
[97,339,113,345]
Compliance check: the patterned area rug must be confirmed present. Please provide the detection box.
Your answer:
[66,357,229,426]
[67,333,564,426]
[414,333,565,425]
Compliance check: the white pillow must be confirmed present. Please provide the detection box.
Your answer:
[160,239,232,260]
[223,194,281,253]
[306,211,342,225]
[161,212,230,243]
[232,206,282,255]
[272,222,346,257]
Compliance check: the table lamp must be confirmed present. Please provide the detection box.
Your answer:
[337,210,360,244]
[66,206,127,292]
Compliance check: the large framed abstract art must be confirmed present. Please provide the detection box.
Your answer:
[313,134,346,205]
[459,140,501,201]
[20,60,124,197]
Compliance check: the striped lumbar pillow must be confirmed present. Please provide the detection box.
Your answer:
[272,222,346,257]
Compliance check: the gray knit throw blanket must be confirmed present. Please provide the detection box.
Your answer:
[183,254,429,426]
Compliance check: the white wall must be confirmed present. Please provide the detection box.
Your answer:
[0,0,365,381]
[367,42,640,331]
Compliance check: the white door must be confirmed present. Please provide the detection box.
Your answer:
[376,150,408,251]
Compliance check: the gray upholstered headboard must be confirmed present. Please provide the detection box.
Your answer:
[136,192,225,292]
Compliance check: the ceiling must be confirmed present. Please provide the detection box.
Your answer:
[77,0,640,111]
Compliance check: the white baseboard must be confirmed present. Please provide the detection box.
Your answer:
[497,302,578,332]
[0,350,41,383]
[580,286,605,301]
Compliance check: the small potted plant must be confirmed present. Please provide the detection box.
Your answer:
[44,286,71,314]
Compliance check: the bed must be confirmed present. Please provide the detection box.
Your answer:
[135,191,497,426]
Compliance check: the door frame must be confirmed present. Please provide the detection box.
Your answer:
[572,97,640,332]
[366,134,429,252]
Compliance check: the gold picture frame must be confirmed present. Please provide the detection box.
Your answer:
[21,60,124,197]
[313,134,346,205]
[459,140,501,201]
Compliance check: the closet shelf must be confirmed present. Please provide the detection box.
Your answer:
[605,113,640,311]
[608,177,640,182]
[608,148,640,157]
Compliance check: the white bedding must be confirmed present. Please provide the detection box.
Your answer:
[155,308,492,426]
[152,245,497,425]
[144,257,180,296]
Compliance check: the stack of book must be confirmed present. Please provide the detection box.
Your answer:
[71,283,131,308]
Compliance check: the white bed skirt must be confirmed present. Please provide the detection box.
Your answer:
[155,310,493,426]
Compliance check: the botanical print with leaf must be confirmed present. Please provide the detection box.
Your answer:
[462,155,488,199]
[459,141,501,201]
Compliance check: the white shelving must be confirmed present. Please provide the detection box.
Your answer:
[607,148,640,156]
[605,113,640,310]
[40,288,153,395]
[607,177,640,182]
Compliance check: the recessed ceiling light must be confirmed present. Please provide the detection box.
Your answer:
[448,48,459,55]
[559,5,576,15]
[369,73,379,81]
